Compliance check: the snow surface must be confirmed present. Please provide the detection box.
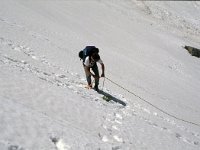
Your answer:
[0,0,200,150]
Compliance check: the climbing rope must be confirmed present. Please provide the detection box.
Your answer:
[104,77,200,128]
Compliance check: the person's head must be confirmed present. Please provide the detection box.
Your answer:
[94,47,99,53]
[90,47,99,56]
[91,53,100,62]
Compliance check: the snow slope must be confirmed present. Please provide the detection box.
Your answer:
[0,0,200,149]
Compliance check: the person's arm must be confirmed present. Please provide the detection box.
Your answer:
[83,56,95,77]
[100,63,105,77]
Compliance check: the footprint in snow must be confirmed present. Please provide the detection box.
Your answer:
[50,137,71,150]
[8,145,25,150]
[175,133,200,146]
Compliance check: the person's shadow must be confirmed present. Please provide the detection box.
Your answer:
[98,90,126,106]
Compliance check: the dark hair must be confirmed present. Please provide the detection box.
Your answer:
[94,47,99,53]
[88,47,99,57]
[91,53,100,61]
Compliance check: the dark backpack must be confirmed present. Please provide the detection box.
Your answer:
[79,46,99,61]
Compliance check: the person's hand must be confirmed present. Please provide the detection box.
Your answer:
[101,73,105,77]
[92,75,100,79]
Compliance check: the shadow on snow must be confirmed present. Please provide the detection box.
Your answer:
[98,90,126,106]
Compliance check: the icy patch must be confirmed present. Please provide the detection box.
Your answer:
[114,119,122,125]
[102,135,109,142]
[115,113,123,120]
[103,124,107,129]
[143,108,151,114]
[14,47,21,51]
[113,135,123,143]
[56,139,71,150]
[112,125,119,131]
[31,56,38,60]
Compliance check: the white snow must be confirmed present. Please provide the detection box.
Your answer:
[0,0,200,150]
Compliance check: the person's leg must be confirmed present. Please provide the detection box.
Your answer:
[92,63,100,91]
[83,65,92,87]
[86,75,92,87]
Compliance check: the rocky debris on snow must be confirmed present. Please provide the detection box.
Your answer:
[184,46,200,58]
